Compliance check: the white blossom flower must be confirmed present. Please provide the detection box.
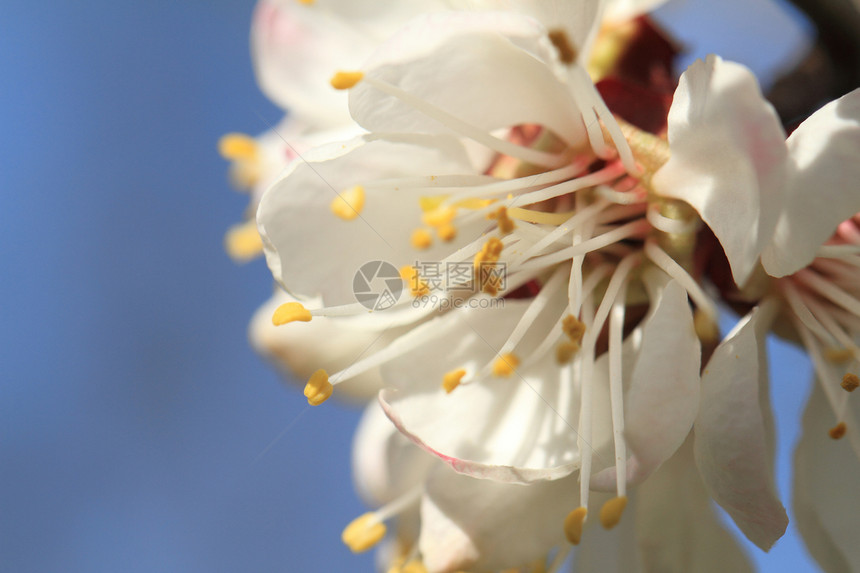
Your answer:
[652,54,860,568]
[252,10,770,571]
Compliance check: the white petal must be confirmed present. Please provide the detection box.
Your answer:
[380,299,614,483]
[419,466,578,573]
[794,382,860,572]
[693,303,788,551]
[256,134,479,305]
[251,0,449,126]
[251,0,358,126]
[446,0,602,63]
[653,55,788,287]
[591,268,701,489]
[249,290,408,401]
[352,401,436,506]
[350,12,588,147]
[762,89,860,277]
[604,0,669,22]
[634,437,753,573]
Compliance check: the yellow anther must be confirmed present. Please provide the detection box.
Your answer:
[825,348,855,364]
[488,206,515,234]
[442,369,467,394]
[399,265,430,297]
[419,195,446,213]
[296,0,315,4]
[422,205,457,228]
[410,228,433,250]
[224,219,264,262]
[829,422,847,440]
[272,302,312,326]
[474,237,504,269]
[562,315,586,344]
[330,70,364,90]
[548,29,578,65]
[218,133,257,161]
[564,507,587,545]
[437,223,457,242]
[341,512,386,553]
[556,340,581,364]
[842,373,859,392]
[453,197,493,210]
[304,369,333,406]
[599,496,628,529]
[693,310,720,344]
[330,185,366,221]
[492,353,519,377]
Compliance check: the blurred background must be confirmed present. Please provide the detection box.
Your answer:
[0,0,834,571]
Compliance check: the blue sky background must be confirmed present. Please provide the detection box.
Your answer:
[0,0,825,571]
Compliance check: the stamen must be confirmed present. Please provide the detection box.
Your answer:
[488,206,516,234]
[563,507,587,545]
[829,422,848,440]
[562,315,586,344]
[330,70,364,90]
[224,219,264,262]
[422,205,457,227]
[843,373,860,392]
[442,368,467,393]
[599,496,628,529]
[508,163,625,208]
[218,133,257,161]
[645,240,719,322]
[548,29,578,64]
[436,223,457,242]
[647,202,699,235]
[304,369,333,406]
[341,513,386,553]
[795,269,860,318]
[492,353,520,377]
[693,309,720,344]
[826,348,855,363]
[400,266,431,297]
[410,228,433,250]
[474,238,505,295]
[272,302,313,326]
[516,220,649,275]
[296,0,315,4]
[556,340,581,364]
[330,185,366,221]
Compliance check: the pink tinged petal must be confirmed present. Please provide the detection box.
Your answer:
[693,304,788,551]
[634,437,754,573]
[352,401,436,507]
[652,55,788,287]
[794,383,860,572]
[349,12,588,147]
[419,466,579,573]
[590,270,701,490]
[762,89,860,277]
[251,0,357,126]
[380,300,614,483]
[256,134,479,305]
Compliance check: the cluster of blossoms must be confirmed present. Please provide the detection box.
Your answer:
[220,1,860,571]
